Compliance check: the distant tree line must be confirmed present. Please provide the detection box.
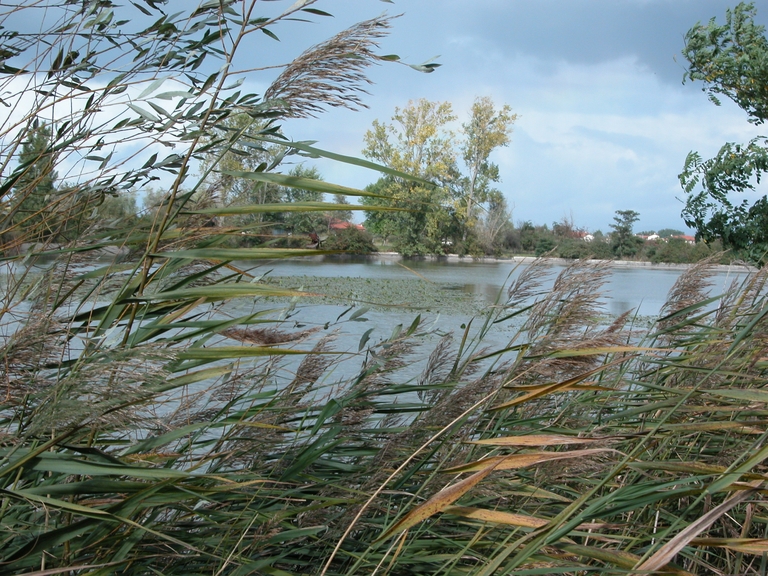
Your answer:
[503,210,729,264]
[6,116,376,254]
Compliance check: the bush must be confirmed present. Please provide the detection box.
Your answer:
[556,238,591,259]
[534,235,556,256]
[323,226,377,254]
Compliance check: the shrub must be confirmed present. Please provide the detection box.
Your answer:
[556,238,591,259]
[323,226,377,253]
[534,235,556,255]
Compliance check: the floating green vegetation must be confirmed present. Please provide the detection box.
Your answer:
[263,274,489,315]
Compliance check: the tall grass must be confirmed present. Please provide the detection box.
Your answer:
[1,2,768,575]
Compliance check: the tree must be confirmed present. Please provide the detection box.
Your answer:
[329,193,353,224]
[361,99,459,255]
[477,189,513,255]
[679,2,768,265]
[362,97,516,255]
[281,165,326,235]
[460,97,517,241]
[610,209,641,258]
[657,228,685,239]
[323,226,377,254]
[0,2,449,573]
[8,121,58,240]
[203,116,334,242]
[202,113,285,234]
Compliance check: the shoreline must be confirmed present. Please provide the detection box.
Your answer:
[7,244,758,274]
[333,251,759,273]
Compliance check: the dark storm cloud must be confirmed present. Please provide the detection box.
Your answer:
[274,1,768,233]
[428,0,768,83]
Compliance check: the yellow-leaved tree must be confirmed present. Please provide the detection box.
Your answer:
[362,97,516,255]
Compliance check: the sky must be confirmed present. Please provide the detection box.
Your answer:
[259,0,768,234]
[7,1,766,235]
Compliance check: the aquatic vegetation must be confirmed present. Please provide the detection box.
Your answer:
[264,274,488,315]
[4,247,768,574]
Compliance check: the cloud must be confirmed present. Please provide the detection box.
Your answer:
[286,38,762,232]
[396,0,768,84]
[0,0,743,237]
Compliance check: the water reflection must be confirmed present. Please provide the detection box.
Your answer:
[254,256,752,318]
[453,282,505,303]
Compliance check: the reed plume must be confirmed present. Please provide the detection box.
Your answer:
[264,16,395,118]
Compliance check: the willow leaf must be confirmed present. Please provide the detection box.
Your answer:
[252,136,435,185]
[219,171,391,198]
[187,202,406,215]
[126,283,307,301]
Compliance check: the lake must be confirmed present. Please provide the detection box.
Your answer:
[241,255,752,317]
[221,256,754,376]
[0,255,755,397]
[1,255,752,366]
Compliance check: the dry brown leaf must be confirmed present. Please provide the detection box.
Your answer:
[690,537,768,555]
[445,506,623,541]
[374,461,498,542]
[444,448,612,474]
[444,506,548,528]
[469,434,605,447]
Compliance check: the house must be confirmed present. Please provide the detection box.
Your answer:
[670,234,696,245]
[328,219,365,232]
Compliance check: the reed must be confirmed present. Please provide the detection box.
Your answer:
[1,2,767,575]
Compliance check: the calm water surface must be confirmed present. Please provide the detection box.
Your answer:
[0,257,753,393]
[220,257,755,377]
[244,256,750,317]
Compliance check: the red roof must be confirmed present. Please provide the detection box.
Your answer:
[329,220,365,231]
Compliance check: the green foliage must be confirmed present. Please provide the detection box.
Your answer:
[362,98,516,256]
[657,227,685,238]
[8,122,58,240]
[4,2,767,575]
[330,192,353,224]
[555,237,592,259]
[680,2,768,266]
[362,99,458,255]
[460,97,517,241]
[362,175,452,256]
[7,249,768,574]
[322,225,377,254]
[0,2,439,572]
[646,237,729,264]
[587,237,616,260]
[534,235,556,256]
[610,209,642,258]
[281,165,327,234]
[519,220,541,252]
